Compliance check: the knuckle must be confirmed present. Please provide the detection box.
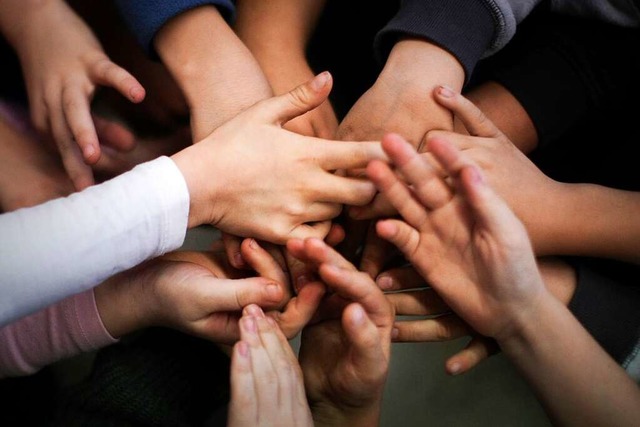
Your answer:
[287,86,313,109]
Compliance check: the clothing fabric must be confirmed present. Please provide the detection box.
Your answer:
[113,0,235,57]
[374,0,640,81]
[0,156,189,326]
[0,290,116,378]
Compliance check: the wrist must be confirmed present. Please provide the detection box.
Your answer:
[94,268,155,338]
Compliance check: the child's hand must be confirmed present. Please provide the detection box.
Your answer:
[287,238,394,426]
[172,72,387,242]
[228,306,313,427]
[14,0,144,190]
[94,249,287,343]
[367,127,548,344]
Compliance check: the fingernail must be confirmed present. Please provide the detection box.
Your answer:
[352,305,365,324]
[438,85,455,98]
[311,71,330,91]
[238,341,249,357]
[449,362,462,375]
[266,317,277,327]
[469,166,484,184]
[266,283,281,302]
[377,276,393,290]
[248,239,257,249]
[391,327,399,340]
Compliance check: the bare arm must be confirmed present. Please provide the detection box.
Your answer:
[154,5,272,140]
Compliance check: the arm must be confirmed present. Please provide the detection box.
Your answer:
[0,249,289,378]
[368,125,640,426]
[235,0,337,138]
[152,5,272,140]
[0,0,145,190]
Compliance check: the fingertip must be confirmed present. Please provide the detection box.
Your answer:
[129,85,146,103]
[435,85,456,99]
[310,71,332,92]
[82,143,100,164]
[375,220,397,240]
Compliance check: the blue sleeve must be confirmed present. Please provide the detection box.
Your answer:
[114,0,236,57]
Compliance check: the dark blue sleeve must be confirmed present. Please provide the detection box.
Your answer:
[114,0,236,57]
[374,0,495,82]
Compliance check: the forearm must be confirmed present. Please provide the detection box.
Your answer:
[541,183,640,264]
[0,290,116,378]
[500,294,640,426]
[154,5,271,139]
[235,0,326,94]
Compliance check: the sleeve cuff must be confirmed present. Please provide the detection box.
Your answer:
[374,0,497,81]
[115,0,235,57]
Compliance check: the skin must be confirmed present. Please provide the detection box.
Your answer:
[171,73,386,243]
[235,0,337,139]
[368,130,640,427]
[153,5,272,141]
[0,0,146,190]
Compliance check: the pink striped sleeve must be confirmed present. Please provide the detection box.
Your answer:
[0,290,118,377]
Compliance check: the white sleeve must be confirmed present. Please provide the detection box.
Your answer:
[0,156,190,326]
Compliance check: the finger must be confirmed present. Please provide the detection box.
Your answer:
[269,280,325,338]
[229,341,257,425]
[319,262,391,325]
[359,225,395,279]
[93,115,136,152]
[385,289,450,316]
[61,85,100,163]
[284,249,316,294]
[303,202,343,224]
[381,133,452,210]
[434,86,502,138]
[446,336,499,375]
[287,237,357,272]
[366,160,428,228]
[342,303,389,371]
[48,103,94,190]
[239,316,278,410]
[314,174,377,206]
[314,140,386,171]
[324,223,345,247]
[200,276,285,312]
[223,232,247,269]
[90,58,145,103]
[348,192,397,220]
[288,221,333,242]
[375,219,420,260]
[256,72,332,125]
[241,239,291,305]
[256,316,299,403]
[392,315,470,342]
[377,266,427,291]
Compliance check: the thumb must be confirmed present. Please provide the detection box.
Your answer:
[257,72,333,126]
[342,303,387,369]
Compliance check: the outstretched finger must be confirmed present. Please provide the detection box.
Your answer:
[268,280,326,338]
[392,315,470,342]
[376,266,427,291]
[314,140,386,171]
[199,276,285,312]
[241,239,291,306]
[93,115,136,152]
[366,160,427,228]
[61,85,100,164]
[229,340,257,426]
[434,86,501,138]
[381,133,452,210]
[375,219,420,261]
[445,336,499,375]
[385,289,450,316]
[342,303,389,373]
[90,58,145,104]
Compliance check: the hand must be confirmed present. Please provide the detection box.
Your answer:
[337,40,464,149]
[94,248,287,343]
[171,72,386,242]
[228,306,313,427]
[367,130,548,344]
[287,238,394,426]
[425,87,564,256]
[12,0,145,190]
